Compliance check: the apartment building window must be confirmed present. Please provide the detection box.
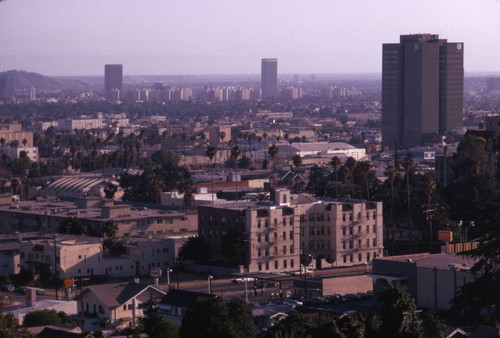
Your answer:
[259,263,262,271]
[258,235,261,243]
[274,247,278,255]
[367,252,371,261]
[266,262,269,270]
[283,231,286,240]
[358,212,361,220]
[283,245,287,254]
[349,213,353,221]
[358,254,362,261]
[343,214,346,222]
[274,218,278,226]
[367,239,370,247]
[290,217,294,226]
[350,254,353,262]
[274,232,277,240]
[275,261,278,269]
[358,226,361,233]
[366,212,370,220]
[373,238,377,247]
[358,239,361,247]
[265,249,269,256]
[343,241,346,250]
[284,260,287,268]
[373,212,376,219]
[289,231,293,240]
[327,227,330,236]
[349,241,353,249]
[366,225,370,233]
[343,255,347,263]
[265,234,269,242]
[327,214,330,222]
[327,240,330,249]
[373,225,377,233]
[290,245,294,254]
[290,259,294,268]
[309,228,314,236]
[258,220,261,228]
[342,227,346,236]
[265,220,269,227]
[317,228,321,235]
[283,218,286,226]
[309,214,314,221]
[349,227,353,235]
[258,249,261,257]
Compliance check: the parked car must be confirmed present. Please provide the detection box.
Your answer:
[256,281,278,288]
[284,299,303,307]
[0,284,14,292]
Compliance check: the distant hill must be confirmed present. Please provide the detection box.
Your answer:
[0,70,92,92]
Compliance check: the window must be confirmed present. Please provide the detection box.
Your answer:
[366,239,370,247]
[291,259,294,268]
[258,220,261,228]
[274,218,278,226]
[372,212,376,220]
[358,226,361,233]
[366,212,370,219]
[343,241,346,250]
[265,220,269,227]
[358,254,362,261]
[283,218,286,226]
[283,245,287,255]
[289,231,293,240]
[265,234,269,242]
[258,235,261,243]
[259,263,262,271]
[123,305,126,311]
[342,227,346,236]
[327,227,330,236]
[274,246,278,255]
[283,231,286,240]
[343,255,347,263]
[265,249,269,256]
[350,254,353,262]
[373,238,377,247]
[358,239,361,247]
[358,212,361,220]
[366,225,370,233]
[373,225,376,233]
[290,245,294,254]
[275,261,278,269]
[349,227,353,235]
[266,262,269,270]
[349,241,353,249]
[258,249,261,257]
[342,214,346,222]
[349,213,353,221]
[367,252,371,261]
[284,260,287,268]
[128,304,133,310]
[274,232,277,240]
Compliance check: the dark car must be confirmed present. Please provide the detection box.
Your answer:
[0,284,14,292]
[256,281,278,288]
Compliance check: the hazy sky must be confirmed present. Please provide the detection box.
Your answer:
[1,0,499,76]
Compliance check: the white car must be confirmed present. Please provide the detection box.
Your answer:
[231,277,255,284]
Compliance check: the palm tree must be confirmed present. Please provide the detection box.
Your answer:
[330,156,342,198]
[268,144,279,191]
[423,172,436,243]
[357,161,372,200]
[230,146,242,203]
[402,154,414,243]
[292,154,302,169]
[384,165,397,244]
[345,157,357,196]
[205,146,217,204]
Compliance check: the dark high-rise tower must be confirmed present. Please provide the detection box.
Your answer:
[104,64,123,101]
[0,76,14,100]
[382,34,463,148]
[261,58,278,99]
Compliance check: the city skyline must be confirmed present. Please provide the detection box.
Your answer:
[0,0,499,76]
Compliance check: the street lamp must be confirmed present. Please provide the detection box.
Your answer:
[208,275,214,294]
[166,268,173,289]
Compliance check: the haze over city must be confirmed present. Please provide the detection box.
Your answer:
[1,0,499,76]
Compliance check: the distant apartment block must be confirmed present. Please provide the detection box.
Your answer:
[261,58,278,99]
[0,123,34,147]
[198,189,383,274]
[58,112,103,131]
[104,64,123,101]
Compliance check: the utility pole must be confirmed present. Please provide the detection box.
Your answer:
[53,235,58,300]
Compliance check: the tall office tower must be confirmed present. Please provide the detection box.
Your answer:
[104,64,123,101]
[0,77,15,100]
[261,58,278,99]
[382,34,463,148]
